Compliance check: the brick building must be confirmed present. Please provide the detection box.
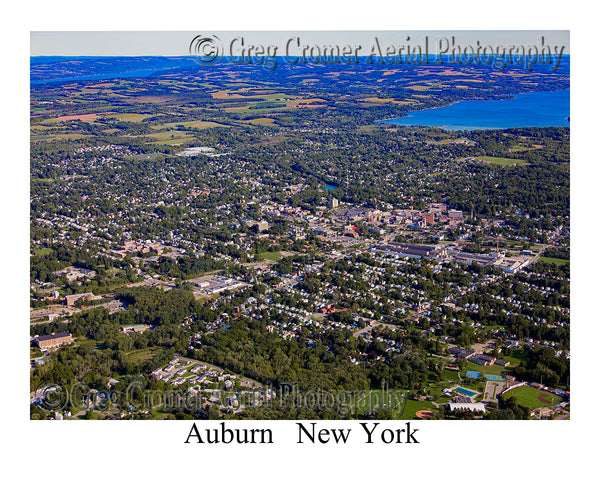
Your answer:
[34,332,73,349]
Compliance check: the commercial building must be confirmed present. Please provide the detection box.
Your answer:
[372,242,442,260]
[34,332,73,349]
[120,325,150,334]
[448,346,475,359]
[65,292,94,307]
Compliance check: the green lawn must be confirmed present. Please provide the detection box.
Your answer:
[151,138,195,146]
[501,350,527,366]
[398,399,434,420]
[539,256,570,266]
[503,386,562,410]
[260,251,282,262]
[465,156,529,166]
[124,347,162,366]
[461,361,508,377]
[443,369,460,382]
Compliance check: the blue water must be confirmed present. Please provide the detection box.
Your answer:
[381,89,570,130]
[454,387,478,397]
[325,183,339,191]
[30,56,199,85]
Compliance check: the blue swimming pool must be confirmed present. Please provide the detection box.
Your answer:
[454,387,479,397]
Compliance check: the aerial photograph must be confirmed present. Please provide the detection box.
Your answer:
[29,30,570,422]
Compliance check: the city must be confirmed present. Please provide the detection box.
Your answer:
[30,47,569,421]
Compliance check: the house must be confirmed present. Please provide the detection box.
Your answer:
[34,332,73,349]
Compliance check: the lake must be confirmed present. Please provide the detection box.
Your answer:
[380,89,570,130]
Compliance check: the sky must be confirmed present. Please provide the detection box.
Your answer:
[30,31,570,56]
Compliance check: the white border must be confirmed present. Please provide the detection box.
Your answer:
[4,1,597,478]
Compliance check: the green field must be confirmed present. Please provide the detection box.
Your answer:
[501,350,527,366]
[466,156,529,166]
[461,361,508,378]
[124,347,162,366]
[398,399,434,420]
[539,256,570,266]
[503,386,562,410]
[443,369,460,382]
[260,251,283,262]
[151,120,228,130]
[151,138,195,146]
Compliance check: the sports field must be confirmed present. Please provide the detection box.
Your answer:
[539,256,570,266]
[503,386,562,410]
[260,251,283,262]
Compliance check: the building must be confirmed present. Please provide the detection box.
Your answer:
[53,266,97,282]
[329,198,339,208]
[448,210,464,223]
[422,214,435,225]
[492,256,531,274]
[452,251,498,267]
[469,354,496,366]
[448,402,486,414]
[34,332,73,349]
[448,346,475,359]
[451,396,473,404]
[256,221,269,232]
[120,325,150,334]
[372,242,442,260]
[65,292,94,307]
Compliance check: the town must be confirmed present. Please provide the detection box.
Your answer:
[30,55,570,421]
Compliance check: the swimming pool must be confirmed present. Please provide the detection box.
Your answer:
[454,386,479,397]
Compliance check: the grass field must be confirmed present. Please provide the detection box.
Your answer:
[398,399,433,420]
[501,351,527,366]
[443,369,460,382]
[106,113,152,122]
[461,362,508,378]
[465,156,529,166]
[152,120,228,130]
[539,256,570,266]
[503,386,562,410]
[243,117,276,125]
[260,251,283,262]
[124,347,162,366]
